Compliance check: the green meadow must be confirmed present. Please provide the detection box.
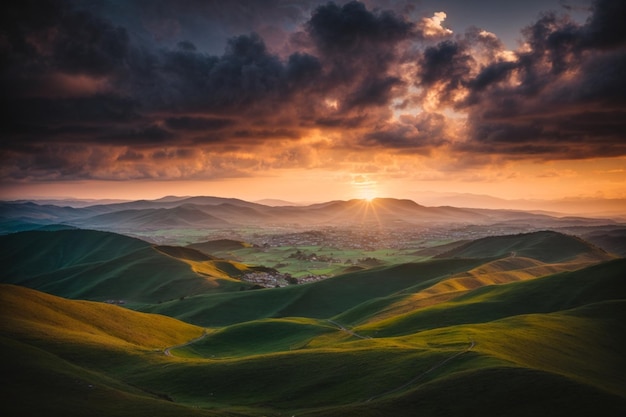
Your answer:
[1,229,625,416]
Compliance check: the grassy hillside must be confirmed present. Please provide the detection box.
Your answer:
[73,205,232,230]
[582,228,626,256]
[0,285,223,417]
[351,256,600,325]
[0,229,149,277]
[173,317,336,358]
[2,228,624,416]
[144,245,611,328]
[144,257,490,326]
[436,230,613,263]
[187,239,254,254]
[357,258,626,335]
[0,337,225,417]
[2,255,625,416]
[154,245,218,261]
[0,229,250,303]
[0,284,204,350]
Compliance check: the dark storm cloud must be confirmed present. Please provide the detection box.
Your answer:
[1,0,625,182]
[361,112,450,150]
[301,1,415,111]
[101,125,174,145]
[343,76,403,109]
[117,149,144,162]
[306,0,413,53]
[52,10,130,76]
[468,60,518,93]
[153,33,289,111]
[583,0,626,48]
[151,148,195,160]
[0,0,132,89]
[164,116,235,131]
[4,95,139,127]
[417,40,474,103]
[452,0,626,160]
[87,0,317,53]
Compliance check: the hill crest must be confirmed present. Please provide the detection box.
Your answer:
[435,231,613,263]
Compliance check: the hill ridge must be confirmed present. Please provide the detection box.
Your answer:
[435,230,613,263]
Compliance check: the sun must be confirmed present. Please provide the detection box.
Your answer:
[361,189,378,202]
[352,174,379,202]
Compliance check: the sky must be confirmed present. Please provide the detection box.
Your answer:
[1,0,625,210]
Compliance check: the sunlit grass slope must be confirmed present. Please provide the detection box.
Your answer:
[155,244,253,282]
[0,284,223,417]
[0,284,204,350]
[353,256,598,325]
[358,258,626,335]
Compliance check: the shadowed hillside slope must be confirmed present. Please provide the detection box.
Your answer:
[0,230,249,303]
[72,205,231,230]
[187,239,253,254]
[582,228,626,256]
[0,229,149,277]
[436,230,613,263]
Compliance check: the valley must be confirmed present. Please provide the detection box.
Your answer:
[1,196,625,416]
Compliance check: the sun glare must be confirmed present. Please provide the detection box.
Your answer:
[361,189,378,202]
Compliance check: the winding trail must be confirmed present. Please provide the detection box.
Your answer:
[326,319,371,340]
[324,320,476,402]
[366,339,475,402]
[163,330,208,357]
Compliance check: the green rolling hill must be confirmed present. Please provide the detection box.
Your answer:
[2,257,625,416]
[0,229,253,304]
[187,239,254,254]
[0,284,219,417]
[1,228,624,416]
[143,257,491,326]
[436,230,613,263]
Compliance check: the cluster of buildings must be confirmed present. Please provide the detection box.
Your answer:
[241,270,331,287]
[242,271,296,287]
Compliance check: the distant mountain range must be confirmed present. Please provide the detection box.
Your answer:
[415,191,626,218]
[0,196,620,236]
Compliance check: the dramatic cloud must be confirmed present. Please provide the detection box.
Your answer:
[455,0,626,160]
[1,0,625,184]
[416,11,453,39]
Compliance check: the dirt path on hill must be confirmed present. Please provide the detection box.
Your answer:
[326,319,371,340]
[366,339,475,402]
[163,330,208,357]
